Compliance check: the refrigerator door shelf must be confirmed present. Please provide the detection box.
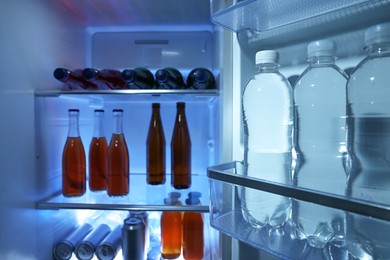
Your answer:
[208,162,390,259]
[37,173,209,212]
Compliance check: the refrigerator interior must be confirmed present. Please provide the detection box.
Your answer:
[0,0,226,259]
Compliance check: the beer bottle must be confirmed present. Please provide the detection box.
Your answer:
[155,67,186,89]
[53,68,98,90]
[88,109,108,191]
[107,109,129,196]
[171,102,191,189]
[83,68,128,90]
[146,103,166,185]
[186,67,216,90]
[121,67,155,89]
[62,109,86,197]
[160,198,182,259]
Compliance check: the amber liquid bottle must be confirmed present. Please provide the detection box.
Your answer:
[107,109,129,196]
[88,110,108,191]
[62,109,86,197]
[146,103,166,185]
[83,68,128,90]
[183,196,204,260]
[53,68,99,90]
[171,102,191,189]
[160,198,182,259]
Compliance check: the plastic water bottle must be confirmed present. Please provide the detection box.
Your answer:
[241,50,293,229]
[346,22,390,260]
[293,39,348,249]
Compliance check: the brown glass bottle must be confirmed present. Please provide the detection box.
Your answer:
[83,68,128,90]
[88,110,108,191]
[62,109,86,197]
[183,197,204,260]
[160,198,182,259]
[107,109,129,196]
[171,102,191,189]
[54,68,99,90]
[146,103,166,185]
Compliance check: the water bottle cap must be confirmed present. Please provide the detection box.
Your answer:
[364,22,390,47]
[255,50,279,64]
[307,39,336,58]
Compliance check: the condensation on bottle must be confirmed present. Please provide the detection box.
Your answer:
[293,39,348,249]
[346,22,390,260]
[241,50,293,229]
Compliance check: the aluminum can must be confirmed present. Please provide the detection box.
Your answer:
[96,225,122,260]
[122,217,145,260]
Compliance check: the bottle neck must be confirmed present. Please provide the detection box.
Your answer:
[257,63,279,73]
[308,56,335,66]
[93,110,105,137]
[366,42,390,55]
[68,111,80,137]
[113,110,124,134]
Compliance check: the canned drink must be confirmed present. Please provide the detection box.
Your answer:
[122,217,146,260]
[53,223,93,260]
[75,224,111,260]
[129,210,149,252]
[96,225,122,260]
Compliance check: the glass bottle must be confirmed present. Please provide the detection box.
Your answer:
[293,40,348,249]
[88,109,108,191]
[160,198,182,259]
[53,68,99,90]
[346,22,390,260]
[83,68,128,90]
[146,103,166,185]
[171,102,191,189]
[182,193,204,260]
[107,109,129,196]
[155,67,186,89]
[121,67,155,89]
[186,67,216,90]
[241,50,293,229]
[62,109,86,197]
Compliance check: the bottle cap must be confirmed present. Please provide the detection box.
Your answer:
[155,69,169,82]
[54,68,69,81]
[121,70,136,82]
[193,69,208,83]
[185,197,201,205]
[255,50,279,65]
[364,22,390,47]
[307,39,336,58]
[188,191,202,199]
[82,68,98,80]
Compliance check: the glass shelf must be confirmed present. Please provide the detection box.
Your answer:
[208,162,390,259]
[37,173,209,212]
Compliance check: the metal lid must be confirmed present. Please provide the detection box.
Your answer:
[96,244,117,260]
[53,241,73,260]
[75,242,95,260]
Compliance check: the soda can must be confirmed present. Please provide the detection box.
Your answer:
[129,211,149,257]
[75,224,111,260]
[96,225,122,260]
[122,217,145,260]
[53,223,93,260]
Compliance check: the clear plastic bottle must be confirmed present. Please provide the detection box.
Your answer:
[293,40,348,249]
[62,109,86,197]
[346,22,390,259]
[88,109,108,191]
[241,50,293,229]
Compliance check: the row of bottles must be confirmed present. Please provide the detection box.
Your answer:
[241,22,390,259]
[53,205,204,260]
[161,192,204,260]
[62,102,192,197]
[54,67,216,90]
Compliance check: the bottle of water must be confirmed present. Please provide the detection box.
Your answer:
[293,39,348,249]
[346,22,390,260]
[241,50,293,229]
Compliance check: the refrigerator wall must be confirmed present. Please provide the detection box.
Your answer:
[0,0,224,259]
